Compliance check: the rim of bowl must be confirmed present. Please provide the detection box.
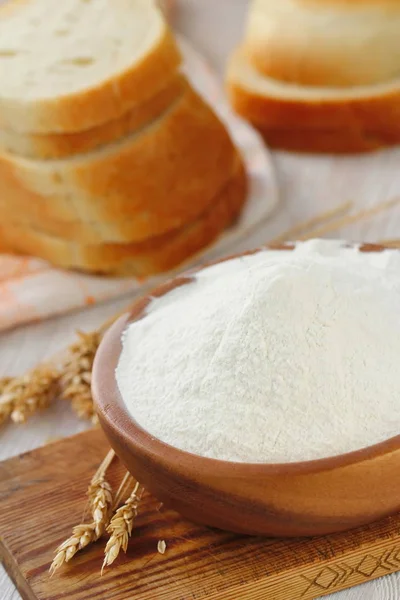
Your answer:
[92,242,400,477]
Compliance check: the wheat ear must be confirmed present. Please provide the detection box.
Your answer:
[50,523,98,575]
[87,450,115,538]
[102,474,143,571]
[0,366,60,426]
[0,305,132,430]
[50,449,115,574]
[11,366,60,424]
[61,330,101,424]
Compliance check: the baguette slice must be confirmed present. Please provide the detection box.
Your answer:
[227,50,400,153]
[0,0,181,133]
[0,75,185,159]
[0,82,238,242]
[0,159,247,277]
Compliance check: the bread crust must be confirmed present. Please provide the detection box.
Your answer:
[0,75,186,159]
[252,127,400,154]
[227,53,400,153]
[0,159,247,277]
[299,0,400,6]
[0,19,181,134]
[0,85,237,240]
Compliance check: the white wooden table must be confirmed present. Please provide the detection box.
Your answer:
[1,1,399,598]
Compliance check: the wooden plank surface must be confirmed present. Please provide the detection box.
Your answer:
[0,429,399,600]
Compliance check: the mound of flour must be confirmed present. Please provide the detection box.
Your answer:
[116,240,400,463]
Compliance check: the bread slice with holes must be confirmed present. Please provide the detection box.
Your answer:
[0,0,181,134]
[0,157,247,276]
[0,82,239,242]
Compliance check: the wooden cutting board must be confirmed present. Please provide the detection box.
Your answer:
[1,429,399,600]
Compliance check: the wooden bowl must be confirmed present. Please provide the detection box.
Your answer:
[92,243,400,537]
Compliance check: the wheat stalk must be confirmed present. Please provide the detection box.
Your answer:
[270,196,400,246]
[50,450,115,574]
[269,201,353,244]
[102,474,143,571]
[380,239,400,248]
[297,196,400,241]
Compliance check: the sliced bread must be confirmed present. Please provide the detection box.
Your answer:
[0,154,242,244]
[227,50,400,153]
[0,75,185,159]
[0,0,181,133]
[0,158,247,277]
[0,82,238,241]
[245,0,400,88]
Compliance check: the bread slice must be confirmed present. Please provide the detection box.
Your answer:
[0,153,241,245]
[0,83,238,242]
[0,0,181,133]
[227,50,400,153]
[245,0,400,88]
[0,159,247,277]
[0,75,185,159]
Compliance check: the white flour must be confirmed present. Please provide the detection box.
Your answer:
[116,239,400,463]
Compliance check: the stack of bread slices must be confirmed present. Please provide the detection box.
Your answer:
[227,0,400,153]
[0,0,246,276]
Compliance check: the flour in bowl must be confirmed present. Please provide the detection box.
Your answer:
[116,239,400,463]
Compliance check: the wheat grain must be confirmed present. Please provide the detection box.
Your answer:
[102,478,143,571]
[6,375,31,423]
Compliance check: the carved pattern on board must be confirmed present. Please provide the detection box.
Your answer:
[300,546,400,597]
